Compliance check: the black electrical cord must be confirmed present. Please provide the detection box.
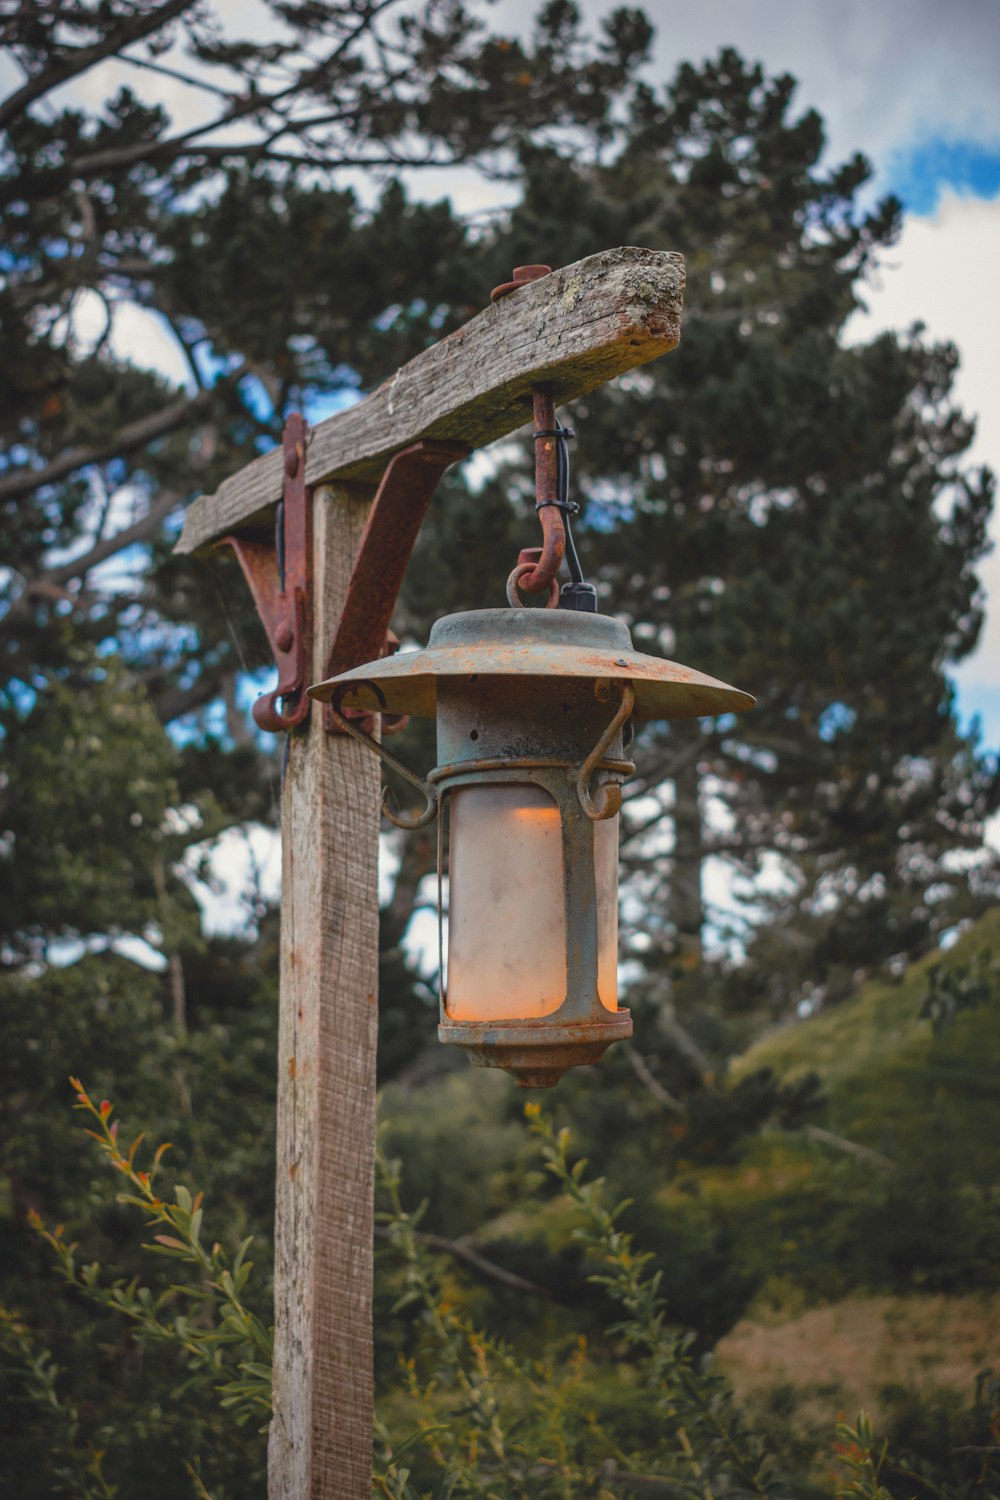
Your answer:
[534,423,585,585]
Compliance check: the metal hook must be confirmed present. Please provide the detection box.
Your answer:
[327,681,440,830]
[576,683,636,821]
[506,561,560,608]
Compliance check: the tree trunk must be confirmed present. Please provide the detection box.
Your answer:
[671,729,705,965]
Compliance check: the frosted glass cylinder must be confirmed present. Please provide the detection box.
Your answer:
[445,784,566,1021]
[443,782,621,1024]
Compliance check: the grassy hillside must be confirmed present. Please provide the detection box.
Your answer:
[709,909,1000,1463]
[734,906,1000,1186]
[737,906,1000,1087]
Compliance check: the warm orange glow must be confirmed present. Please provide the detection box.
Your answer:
[445,785,566,1021]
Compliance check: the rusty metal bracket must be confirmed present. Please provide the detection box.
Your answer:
[322,437,467,734]
[216,418,464,737]
[217,412,312,733]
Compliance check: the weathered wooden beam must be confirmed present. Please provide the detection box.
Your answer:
[175,246,684,555]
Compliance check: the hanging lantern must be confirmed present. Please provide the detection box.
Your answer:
[309,389,752,1086]
[308,603,752,1087]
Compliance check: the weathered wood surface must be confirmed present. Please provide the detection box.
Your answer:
[176,246,684,554]
[269,481,381,1500]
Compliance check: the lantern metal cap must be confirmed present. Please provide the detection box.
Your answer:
[308,607,753,722]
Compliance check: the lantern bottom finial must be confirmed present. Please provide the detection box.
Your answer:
[438,1012,632,1088]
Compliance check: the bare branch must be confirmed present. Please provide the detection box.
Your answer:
[150,669,225,727]
[116,48,237,101]
[43,486,184,587]
[624,1045,688,1117]
[659,1006,715,1087]
[70,0,404,176]
[803,1124,894,1171]
[375,1225,551,1299]
[72,138,457,175]
[0,0,198,130]
[0,385,224,503]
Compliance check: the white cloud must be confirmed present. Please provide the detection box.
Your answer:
[596,0,1000,187]
[180,822,281,936]
[845,191,1000,716]
[179,822,405,937]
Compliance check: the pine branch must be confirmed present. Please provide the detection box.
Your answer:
[70,0,404,176]
[0,387,221,502]
[0,0,198,130]
[374,1224,551,1299]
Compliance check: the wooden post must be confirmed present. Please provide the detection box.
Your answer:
[174,246,687,1500]
[270,482,380,1499]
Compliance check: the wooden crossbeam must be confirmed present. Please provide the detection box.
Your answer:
[174,246,684,555]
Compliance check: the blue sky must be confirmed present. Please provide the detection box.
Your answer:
[888,140,1000,215]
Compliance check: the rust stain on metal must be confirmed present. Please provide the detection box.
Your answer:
[322,437,466,734]
[515,386,566,595]
[309,608,754,723]
[490,262,552,302]
[216,411,313,733]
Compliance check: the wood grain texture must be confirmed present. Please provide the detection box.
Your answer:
[176,246,684,554]
[269,482,381,1500]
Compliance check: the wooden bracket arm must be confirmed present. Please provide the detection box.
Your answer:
[179,246,687,735]
[322,437,467,733]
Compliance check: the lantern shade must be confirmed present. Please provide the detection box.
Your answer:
[308,607,754,721]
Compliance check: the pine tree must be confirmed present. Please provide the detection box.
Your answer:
[0,4,655,1492]
[474,51,999,1021]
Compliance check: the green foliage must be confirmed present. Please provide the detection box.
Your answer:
[877,1375,1000,1499]
[920,949,999,1035]
[832,1414,894,1500]
[0,1304,116,1500]
[3,2,1000,1492]
[0,659,181,960]
[376,912,1000,1383]
[35,1080,272,1425]
[11,1052,1000,1497]
[4,1082,272,1497]
[374,1103,773,1496]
